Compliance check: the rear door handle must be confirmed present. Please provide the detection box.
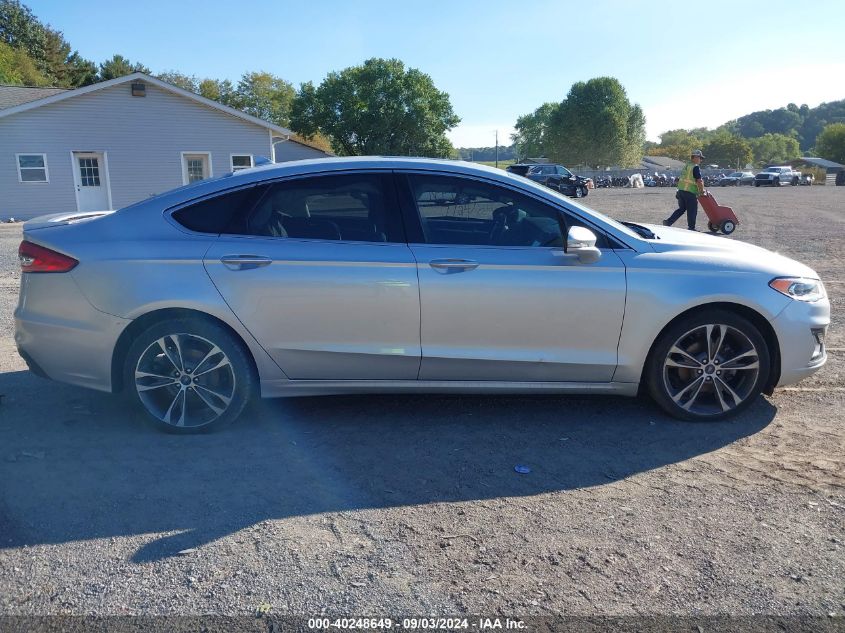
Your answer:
[429,259,479,273]
[220,255,272,271]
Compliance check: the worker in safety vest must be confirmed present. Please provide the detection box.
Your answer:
[664,150,706,230]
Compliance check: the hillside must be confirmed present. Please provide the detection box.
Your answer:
[733,99,845,151]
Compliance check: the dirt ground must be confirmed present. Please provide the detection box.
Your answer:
[0,185,843,620]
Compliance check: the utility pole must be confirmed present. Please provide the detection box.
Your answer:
[495,130,499,169]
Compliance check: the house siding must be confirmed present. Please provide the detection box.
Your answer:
[0,82,323,219]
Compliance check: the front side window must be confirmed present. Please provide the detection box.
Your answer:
[17,154,48,183]
[238,173,403,243]
[406,174,608,248]
[231,155,253,172]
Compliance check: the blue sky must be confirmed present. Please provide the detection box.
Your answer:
[27,0,845,147]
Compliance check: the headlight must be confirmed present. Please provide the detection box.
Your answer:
[769,277,826,302]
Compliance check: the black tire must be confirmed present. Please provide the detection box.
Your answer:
[574,186,584,198]
[721,220,736,234]
[707,221,719,233]
[791,177,798,186]
[123,317,256,433]
[754,181,760,187]
[774,176,780,187]
[645,309,770,421]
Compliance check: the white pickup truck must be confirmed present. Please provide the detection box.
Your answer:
[754,166,802,187]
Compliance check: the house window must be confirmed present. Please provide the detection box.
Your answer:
[16,154,49,183]
[187,159,205,182]
[78,157,101,186]
[231,154,253,172]
[181,152,211,184]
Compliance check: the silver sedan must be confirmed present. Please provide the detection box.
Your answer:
[15,158,829,432]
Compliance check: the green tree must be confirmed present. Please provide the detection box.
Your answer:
[234,71,295,126]
[157,70,199,92]
[545,77,645,167]
[198,78,237,105]
[512,102,557,159]
[64,51,96,87]
[647,129,704,160]
[815,123,845,164]
[0,39,47,84]
[702,132,753,169]
[0,0,46,68]
[98,54,149,81]
[290,58,459,157]
[748,133,800,165]
[0,0,96,87]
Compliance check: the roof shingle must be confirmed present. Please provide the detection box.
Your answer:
[0,85,68,110]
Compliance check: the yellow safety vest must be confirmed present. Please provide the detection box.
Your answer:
[677,162,699,195]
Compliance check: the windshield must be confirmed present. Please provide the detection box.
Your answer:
[728,172,743,177]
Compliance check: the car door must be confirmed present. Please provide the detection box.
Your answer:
[203,172,421,380]
[397,172,627,382]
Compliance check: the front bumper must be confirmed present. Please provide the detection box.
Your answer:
[14,273,130,393]
[772,295,830,386]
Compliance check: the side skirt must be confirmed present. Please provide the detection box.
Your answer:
[260,380,640,398]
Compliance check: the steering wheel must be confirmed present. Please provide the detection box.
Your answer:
[489,206,527,245]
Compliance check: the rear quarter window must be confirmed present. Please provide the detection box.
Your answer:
[171,187,261,234]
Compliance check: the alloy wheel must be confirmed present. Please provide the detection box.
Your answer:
[134,333,236,428]
[662,323,760,416]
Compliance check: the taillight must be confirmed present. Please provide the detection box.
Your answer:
[19,240,78,273]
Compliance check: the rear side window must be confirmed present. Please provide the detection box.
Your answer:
[171,187,262,234]
[238,173,404,243]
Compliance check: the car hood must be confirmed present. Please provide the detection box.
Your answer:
[638,224,821,279]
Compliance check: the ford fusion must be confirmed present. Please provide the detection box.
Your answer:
[15,158,829,432]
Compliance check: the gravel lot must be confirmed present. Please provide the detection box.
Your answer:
[0,186,843,619]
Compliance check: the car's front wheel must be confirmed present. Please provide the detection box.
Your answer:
[124,317,256,433]
[646,310,770,421]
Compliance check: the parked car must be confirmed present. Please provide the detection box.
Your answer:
[507,163,590,198]
[754,166,801,187]
[720,171,755,186]
[837,170,845,186]
[15,158,829,432]
[504,163,532,177]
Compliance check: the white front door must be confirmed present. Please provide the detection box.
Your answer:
[72,152,111,212]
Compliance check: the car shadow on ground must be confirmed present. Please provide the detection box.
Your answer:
[0,370,777,563]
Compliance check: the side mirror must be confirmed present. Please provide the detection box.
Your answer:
[566,226,601,264]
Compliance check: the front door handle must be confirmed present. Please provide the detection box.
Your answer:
[220,255,272,271]
[429,259,479,273]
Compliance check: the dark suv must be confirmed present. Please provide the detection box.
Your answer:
[506,163,590,198]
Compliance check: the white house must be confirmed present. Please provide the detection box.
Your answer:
[0,72,330,219]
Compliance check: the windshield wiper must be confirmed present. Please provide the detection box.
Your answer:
[620,221,658,240]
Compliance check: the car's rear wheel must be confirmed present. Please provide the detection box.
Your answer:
[646,310,770,421]
[124,317,256,433]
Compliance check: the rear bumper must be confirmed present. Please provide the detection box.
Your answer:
[772,296,830,387]
[14,273,130,393]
